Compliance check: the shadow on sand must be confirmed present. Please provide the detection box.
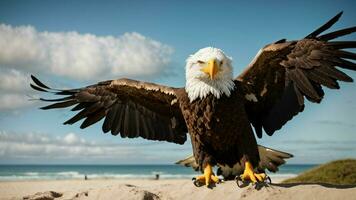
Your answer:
[271,182,356,189]
[236,181,356,190]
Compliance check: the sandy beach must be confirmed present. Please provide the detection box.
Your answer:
[0,178,355,200]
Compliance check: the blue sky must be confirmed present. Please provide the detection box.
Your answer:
[0,0,355,164]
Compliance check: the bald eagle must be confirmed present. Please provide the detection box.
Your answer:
[31,12,356,187]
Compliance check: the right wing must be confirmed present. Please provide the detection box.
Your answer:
[30,75,188,144]
[237,12,356,138]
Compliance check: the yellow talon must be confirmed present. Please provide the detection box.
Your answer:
[240,161,266,183]
[210,174,220,183]
[193,164,220,187]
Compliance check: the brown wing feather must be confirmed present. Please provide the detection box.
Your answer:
[238,12,356,138]
[30,76,187,144]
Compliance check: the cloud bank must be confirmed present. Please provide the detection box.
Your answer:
[0,23,174,111]
[0,24,173,80]
[0,131,144,162]
[0,131,190,164]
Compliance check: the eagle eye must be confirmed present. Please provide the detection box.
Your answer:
[197,60,205,64]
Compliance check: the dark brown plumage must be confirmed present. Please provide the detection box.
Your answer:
[238,11,356,139]
[31,12,356,180]
[31,76,187,144]
[175,84,260,170]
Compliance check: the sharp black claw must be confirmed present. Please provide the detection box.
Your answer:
[265,176,272,184]
[192,177,222,188]
[234,174,271,189]
[235,176,249,188]
[192,177,203,187]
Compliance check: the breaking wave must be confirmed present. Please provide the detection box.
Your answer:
[0,164,308,181]
[0,171,297,181]
[0,171,198,181]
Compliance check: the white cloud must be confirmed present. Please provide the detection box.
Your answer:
[0,69,30,93]
[63,132,81,145]
[0,69,36,110]
[0,93,33,110]
[0,24,174,80]
[0,23,174,111]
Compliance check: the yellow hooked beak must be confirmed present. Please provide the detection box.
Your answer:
[201,59,219,80]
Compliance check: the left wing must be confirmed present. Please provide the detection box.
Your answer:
[237,12,356,138]
[30,75,188,144]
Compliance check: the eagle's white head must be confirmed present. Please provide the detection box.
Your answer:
[185,47,235,102]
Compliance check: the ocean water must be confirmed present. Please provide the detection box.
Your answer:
[0,164,315,181]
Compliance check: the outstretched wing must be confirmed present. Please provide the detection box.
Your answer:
[30,75,187,144]
[237,12,356,138]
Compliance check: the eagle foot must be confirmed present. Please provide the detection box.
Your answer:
[192,164,221,187]
[235,175,271,188]
[235,161,271,188]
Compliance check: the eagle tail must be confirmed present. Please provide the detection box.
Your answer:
[175,145,293,180]
[256,145,293,172]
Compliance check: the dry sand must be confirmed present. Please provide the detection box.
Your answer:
[0,178,355,200]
